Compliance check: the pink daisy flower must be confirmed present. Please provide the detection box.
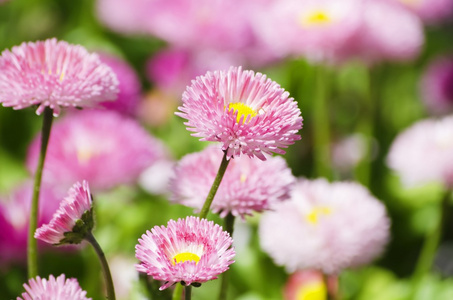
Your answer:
[0,182,61,267]
[135,216,235,290]
[0,38,118,116]
[169,146,295,218]
[17,274,91,300]
[35,181,93,245]
[420,56,453,115]
[392,0,453,24]
[387,116,453,188]
[259,178,390,274]
[176,66,303,160]
[347,0,423,64]
[252,0,362,62]
[27,110,165,191]
[98,52,141,117]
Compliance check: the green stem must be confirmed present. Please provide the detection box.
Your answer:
[354,67,377,187]
[28,107,54,278]
[85,233,116,300]
[218,213,235,300]
[312,64,332,180]
[412,190,451,291]
[185,285,192,300]
[199,151,230,219]
[173,284,183,300]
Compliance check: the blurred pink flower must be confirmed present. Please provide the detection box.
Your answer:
[176,66,303,160]
[252,0,362,62]
[346,0,424,64]
[135,216,235,290]
[0,182,60,268]
[17,274,91,300]
[35,181,93,245]
[420,56,453,115]
[259,178,390,274]
[284,270,327,300]
[96,0,149,34]
[387,116,453,188]
[98,53,141,116]
[0,38,118,116]
[392,0,453,24]
[27,110,165,191]
[169,146,295,218]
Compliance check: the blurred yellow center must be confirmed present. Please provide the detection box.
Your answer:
[172,252,201,265]
[77,149,93,163]
[306,207,332,224]
[296,281,327,300]
[301,11,331,27]
[227,102,257,124]
[398,0,420,7]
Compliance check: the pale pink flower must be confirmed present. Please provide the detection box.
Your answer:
[0,38,118,116]
[259,178,390,274]
[98,53,141,116]
[252,0,362,62]
[420,56,453,115]
[169,146,295,218]
[387,116,453,188]
[346,0,424,64]
[0,182,61,267]
[35,181,93,245]
[27,110,165,191]
[17,274,91,300]
[135,216,235,290]
[176,66,303,160]
[392,0,453,24]
[96,0,149,34]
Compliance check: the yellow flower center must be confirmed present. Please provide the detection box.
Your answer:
[172,252,201,265]
[77,149,93,163]
[300,10,331,27]
[398,0,420,7]
[227,102,257,124]
[306,206,332,225]
[296,281,327,300]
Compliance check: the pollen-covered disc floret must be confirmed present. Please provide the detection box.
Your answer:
[170,146,295,218]
[0,38,118,116]
[135,216,235,290]
[259,178,390,274]
[17,274,91,300]
[176,66,303,160]
[35,181,93,245]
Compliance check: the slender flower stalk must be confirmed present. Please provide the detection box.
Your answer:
[412,190,451,292]
[312,64,332,180]
[85,232,116,300]
[218,213,235,300]
[199,151,230,219]
[185,285,192,300]
[28,107,54,278]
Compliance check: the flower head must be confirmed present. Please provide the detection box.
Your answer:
[27,110,165,191]
[135,216,235,290]
[387,116,453,188]
[0,38,118,116]
[170,146,295,218]
[35,181,93,245]
[17,274,91,300]
[176,66,303,160]
[420,56,453,115]
[392,0,453,24]
[284,270,328,300]
[259,178,390,274]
